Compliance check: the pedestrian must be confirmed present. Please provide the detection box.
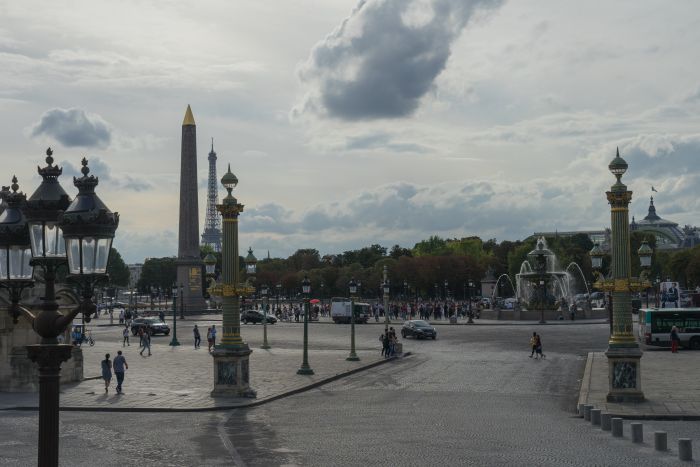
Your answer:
[122,326,130,347]
[535,334,545,359]
[101,353,112,393]
[119,309,125,325]
[380,332,389,357]
[529,332,537,358]
[113,350,128,394]
[210,325,217,347]
[193,324,201,349]
[140,331,151,356]
[159,309,165,322]
[138,327,145,348]
[670,325,681,353]
[207,327,213,352]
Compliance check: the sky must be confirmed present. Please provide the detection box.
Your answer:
[2,0,700,264]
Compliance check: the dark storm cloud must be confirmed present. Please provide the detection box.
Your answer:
[297,0,503,120]
[31,108,111,148]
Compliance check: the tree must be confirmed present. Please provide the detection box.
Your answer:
[136,257,177,293]
[389,244,412,259]
[107,247,130,287]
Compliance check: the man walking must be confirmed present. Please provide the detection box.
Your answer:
[193,324,201,349]
[529,332,537,358]
[113,350,128,394]
[122,326,130,347]
[140,331,151,356]
[210,325,217,347]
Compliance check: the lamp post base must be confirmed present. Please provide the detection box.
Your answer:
[606,346,645,403]
[211,346,256,398]
[297,365,314,375]
[169,337,180,346]
[261,343,271,350]
[346,353,360,362]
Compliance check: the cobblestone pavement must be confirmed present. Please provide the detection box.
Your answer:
[3,322,700,466]
[579,348,700,418]
[1,319,397,410]
[218,324,700,466]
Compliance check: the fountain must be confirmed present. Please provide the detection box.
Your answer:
[515,237,589,319]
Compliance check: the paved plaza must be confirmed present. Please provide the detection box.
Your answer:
[2,317,700,465]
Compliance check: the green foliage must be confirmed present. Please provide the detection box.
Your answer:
[413,236,449,256]
[107,248,130,287]
[136,257,176,293]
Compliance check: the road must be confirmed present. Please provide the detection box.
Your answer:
[1,321,699,466]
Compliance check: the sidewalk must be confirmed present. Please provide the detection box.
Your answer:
[577,349,700,420]
[0,343,398,412]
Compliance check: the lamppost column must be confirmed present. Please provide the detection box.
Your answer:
[169,287,180,346]
[347,278,360,361]
[383,266,389,334]
[604,148,643,402]
[297,276,313,374]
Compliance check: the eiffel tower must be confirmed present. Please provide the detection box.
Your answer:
[201,138,222,252]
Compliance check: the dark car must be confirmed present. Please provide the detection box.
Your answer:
[131,318,170,336]
[242,310,277,325]
[401,320,437,340]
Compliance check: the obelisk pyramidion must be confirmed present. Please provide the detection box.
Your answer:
[176,105,206,312]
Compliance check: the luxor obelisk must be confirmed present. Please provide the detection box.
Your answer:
[176,105,206,312]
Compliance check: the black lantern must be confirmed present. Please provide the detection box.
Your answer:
[301,275,311,295]
[244,247,257,275]
[261,284,269,297]
[59,158,119,319]
[24,148,71,262]
[348,278,357,295]
[204,252,217,276]
[0,176,34,323]
[589,242,605,270]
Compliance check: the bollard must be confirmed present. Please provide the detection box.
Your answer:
[578,403,585,418]
[654,431,667,451]
[630,423,643,443]
[591,409,601,426]
[611,418,623,438]
[584,405,593,421]
[679,439,693,461]
[601,413,612,431]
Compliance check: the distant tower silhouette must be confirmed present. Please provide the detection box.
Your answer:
[201,138,222,252]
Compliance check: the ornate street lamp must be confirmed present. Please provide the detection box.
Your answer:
[169,284,180,346]
[14,149,118,466]
[588,148,651,403]
[444,279,448,300]
[638,241,653,308]
[0,177,34,324]
[297,275,314,374]
[260,284,271,349]
[244,247,257,276]
[276,282,282,314]
[347,278,360,361]
[210,164,255,397]
[382,266,390,334]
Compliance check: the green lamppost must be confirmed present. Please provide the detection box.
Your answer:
[589,148,652,403]
[210,164,256,397]
[203,252,217,310]
[297,275,314,374]
[260,284,271,349]
[347,278,360,361]
[467,280,475,324]
[169,284,180,346]
[276,282,281,314]
[382,266,390,334]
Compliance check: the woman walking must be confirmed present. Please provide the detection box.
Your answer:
[670,325,681,353]
[101,353,112,393]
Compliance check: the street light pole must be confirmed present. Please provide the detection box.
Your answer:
[347,278,360,361]
[467,280,474,324]
[383,266,390,334]
[179,283,185,319]
[210,164,256,397]
[261,284,271,349]
[169,285,180,346]
[297,275,314,374]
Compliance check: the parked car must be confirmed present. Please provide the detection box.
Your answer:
[242,310,277,324]
[401,320,437,340]
[130,318,170,336]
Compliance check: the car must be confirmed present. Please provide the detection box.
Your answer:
[401,320,437,340]
[241,309,277,324]
[130,318,170,336]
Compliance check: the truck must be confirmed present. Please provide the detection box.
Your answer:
[330,297,371,324]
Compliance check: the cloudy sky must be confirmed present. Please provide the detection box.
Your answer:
[2,0,700,263]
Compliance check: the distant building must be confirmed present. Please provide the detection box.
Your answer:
[127,263,143,287]
[533,196,700,251]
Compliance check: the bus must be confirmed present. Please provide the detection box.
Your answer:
[639,308,700,350]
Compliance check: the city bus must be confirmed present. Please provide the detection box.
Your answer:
[639,308,700,350]
[330,297,371,324]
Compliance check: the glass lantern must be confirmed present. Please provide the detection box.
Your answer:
[348,278,357,295]
[301,276,311,295]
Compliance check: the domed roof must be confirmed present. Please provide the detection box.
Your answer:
[635,196,678,226]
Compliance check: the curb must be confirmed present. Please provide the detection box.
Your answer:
[576,352,700,421]
[3,352,412,413]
